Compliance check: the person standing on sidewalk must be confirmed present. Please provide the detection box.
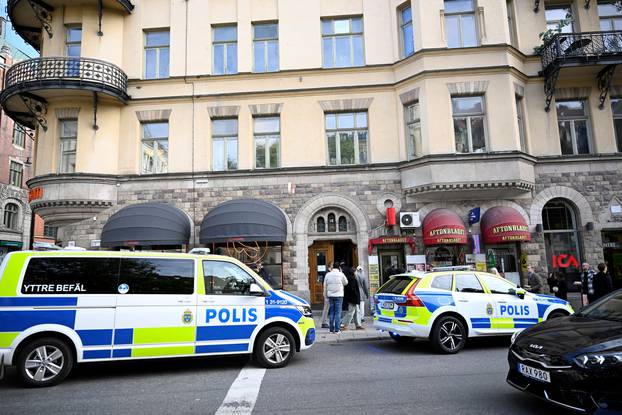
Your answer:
[341,264,361,330]
[591,263,613,303]
[320,264,333,328]
[355,265,369,324]
[324,261,348,333]
[581,262,597,305]
[527,266,546,294]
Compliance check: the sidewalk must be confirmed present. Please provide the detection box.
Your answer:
[312,311,389,344]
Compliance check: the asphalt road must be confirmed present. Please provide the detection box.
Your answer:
[0,337,570,415]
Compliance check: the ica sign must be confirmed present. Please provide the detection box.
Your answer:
[552,254,579,269]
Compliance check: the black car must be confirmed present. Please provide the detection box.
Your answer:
[507,289,622,413]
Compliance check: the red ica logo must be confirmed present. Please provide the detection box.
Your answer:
[552,254,579,269]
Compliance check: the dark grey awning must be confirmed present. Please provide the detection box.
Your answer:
[101,203,191,247]
[200,199,287,244]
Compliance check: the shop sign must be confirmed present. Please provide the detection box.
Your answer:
[368,236,416,255]
[368,256,380,294]
[604,242,620,248]
[552,254,579,269]
[28,187,44,202]
[468,207,481,225]
[483,222,531,244]
[406,255,426,271]
[424,227,467,245]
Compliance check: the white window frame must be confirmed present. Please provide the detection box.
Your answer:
[451,95,488,153]
[253,22,279,73]
[253,116,281,169]
[321,16,365,68]
[212,118,238,171]
[140,121,169,174]
[555,99,593,155]
[506,0,518,48]
[325,112,369,166]
[610,97,622,152]
[12,124,26,149]
[399,4,414,58]
[405,102,421,159]
[444,0,479,48]
[3,203,19,230]
[65,25,82,57]
[144,30,170,80]
[515,95,528,152]
[58,119,77,174]
[9,160,23,187]
[599,1,622,30]
[212,25,238,75]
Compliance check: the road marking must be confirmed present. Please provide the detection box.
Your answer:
[215,366,267,415]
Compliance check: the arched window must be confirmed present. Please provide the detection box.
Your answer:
[3,203,19,230]
[542,198,581,275]
[317,217,326,233]
[327,213,336,232]
[338,215,348,232]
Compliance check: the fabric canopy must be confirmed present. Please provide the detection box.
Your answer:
[481,206,531,244]
[422,208,467,246]
[200,199,287,244]
[101,202,191,247]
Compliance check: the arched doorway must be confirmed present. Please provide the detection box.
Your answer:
[542,198,582,286]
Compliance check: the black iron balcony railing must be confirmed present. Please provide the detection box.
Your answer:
[541,31,622,74]
[3,57,129,100]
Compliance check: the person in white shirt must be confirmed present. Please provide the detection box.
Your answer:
[323,261,348,333]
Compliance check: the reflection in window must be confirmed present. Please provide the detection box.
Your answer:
[543,199,582,278]
[452,96,487,153]
[59,119,77,174]
[325,112,369,165]
[405,102,421,159]
[610,98,622,152]
[328,213,336,232]
[254,117,280,169]
[213,25,238,75]
[3,203,19,230]
[444,0,478,48]
[144,30,170,79]
[322,17,364,68]
[556,100,591,155]
[338,216,347,232]
[253,23,279,72]
[141,121,169,174]
[399,5,414,57]
[317,217,326,232]
[212,119,238,171]
[203,260,254,295]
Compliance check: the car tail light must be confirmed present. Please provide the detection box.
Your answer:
[397,279,424,307]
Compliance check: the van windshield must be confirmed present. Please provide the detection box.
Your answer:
[377,276,417,295]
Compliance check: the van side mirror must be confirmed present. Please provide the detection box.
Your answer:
[250,283,267,296]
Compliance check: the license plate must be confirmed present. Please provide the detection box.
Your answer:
[381,301,395,310]
[518,363,551,383]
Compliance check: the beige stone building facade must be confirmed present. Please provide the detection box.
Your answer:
[2,0,622,302]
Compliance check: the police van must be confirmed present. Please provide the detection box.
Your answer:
[373,270,574,354]
[0,251,315,387]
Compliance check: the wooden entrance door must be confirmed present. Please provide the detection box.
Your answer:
[308,241,334,307]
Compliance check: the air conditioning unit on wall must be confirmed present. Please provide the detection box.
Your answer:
[400,212,421,228]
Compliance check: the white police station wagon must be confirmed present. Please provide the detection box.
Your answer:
[0,251,315,387]
[373,269,574,353]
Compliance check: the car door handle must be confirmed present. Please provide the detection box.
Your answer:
[177,300,192,304]
[498,300,507,304]
[201,299,216,304]
[458,299,469,303]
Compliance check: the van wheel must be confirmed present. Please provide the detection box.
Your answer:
[16,337,73,387]
[389,332,414,344]
[431,316,466,354]
[254,327,295,369]
[547,310,567,320]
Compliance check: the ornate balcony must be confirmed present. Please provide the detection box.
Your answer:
[540,31,622,111]
[0,57,129,130]
[7,0,134,51]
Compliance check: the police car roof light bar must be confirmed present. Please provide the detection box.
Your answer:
[431,265,474,272]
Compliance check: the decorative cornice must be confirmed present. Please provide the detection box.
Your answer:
[399,88,420,105]
[555,87,592,100]
[135,109,171,122]
[207,105,240,119]
[318,98,373,112]
[249,103,283,116]
[447,81,489,96]
[55,107,81,119]
[514,83,525,98]
[404,180,534,195]
[31,200,114,209]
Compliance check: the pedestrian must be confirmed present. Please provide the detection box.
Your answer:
[256,263,274,287]
[340,263,362,330]
[489,267,501,277]
[526,265,547,294]
[324,261,348,333]
[320,264,332,328]
[550,271,568,301]
[355,265,369,324]
[581,262,597,305]
[591,263,614,303]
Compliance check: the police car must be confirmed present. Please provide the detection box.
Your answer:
[0,251,315,387]
[373,268,573,354]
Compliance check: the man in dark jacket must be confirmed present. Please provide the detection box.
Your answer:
[581,262,597,304]
[590,263,614,303]
[527,266,546,294]
[340,263,361,330]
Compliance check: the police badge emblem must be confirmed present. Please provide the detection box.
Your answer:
[486,303,494,316]
[182,309,193,324]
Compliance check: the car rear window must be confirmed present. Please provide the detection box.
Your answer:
[377,276,417,294]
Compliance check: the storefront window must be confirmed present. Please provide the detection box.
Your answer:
[543,199,582,285]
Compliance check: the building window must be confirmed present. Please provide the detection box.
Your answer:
[338,216,348,232]
[327,213,336,232]
[212,119,238,171]
[452,96,487,153]
[322,17,364,68]
[444,0,478,48]
[141,121,169,174]
[253,23,278,72]
[317,217,326,232]
[144,30,170,79]
[543,199,582,279]
[12,124,26,148]
[325,112,369,165]
[516,95,527,152]
[405,102,421,159]
[599,2,622,30]
[9,161,23,187]
[556,100,591,155]
[43,225,58,239]
[611,98,622,152]
[213,25,238,75]
[545,5,574,32]
[507,0,518,47]
[399,5,414,57]
[3,203,19,230]
[59,119,77,174]
[65,26,82,57]
[254,117,280,169]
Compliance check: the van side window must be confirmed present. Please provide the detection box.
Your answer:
[455,274,485,294]
[203,260,254,295]
[21,257,120,294]
[120,258,194,294]
[431,274,453,291]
